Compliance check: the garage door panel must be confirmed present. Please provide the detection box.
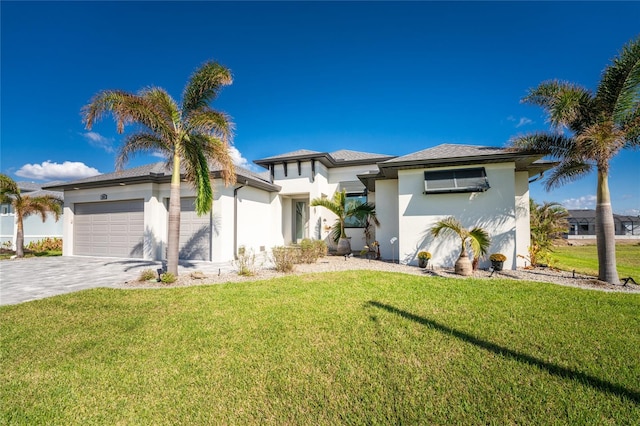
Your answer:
[74,200,144,258]
[176,197,211,261]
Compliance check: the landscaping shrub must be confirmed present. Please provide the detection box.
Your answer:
[313,239,328,258]
[298,238,327,264]
[271,246,299,272]
[160,272,176,284]
[235,246,257,276]
[138,269,157,281]
[26,237,62,252]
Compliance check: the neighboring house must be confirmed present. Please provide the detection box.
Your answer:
[566,209,640,239]
[44,144,553,270]
[0,182,64,248]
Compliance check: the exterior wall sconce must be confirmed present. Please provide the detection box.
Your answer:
[100,194,108,200]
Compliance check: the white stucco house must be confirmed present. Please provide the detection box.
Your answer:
[44,144,553,270]
[0,182,64,248]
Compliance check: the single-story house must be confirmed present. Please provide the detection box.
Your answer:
[44,144,553,270]
[0,182,64,248]
[565,209,640,239]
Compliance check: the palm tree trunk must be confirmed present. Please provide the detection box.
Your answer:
[595,170,620,284]
[167,154,182,276]
[15,212,24,258]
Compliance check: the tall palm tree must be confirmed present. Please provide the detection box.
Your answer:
[511,37,640,284]
[529,199,569,266]
[430,217,490,276]
[82,61,236,275]
[310,189,379,255]
[0,174,62,258]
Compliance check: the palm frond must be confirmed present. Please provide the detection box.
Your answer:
[116,132,170,170]
[310,197,342,217]
[430,217,464,239]
[596,36,640,124]
[543,160,592,190]
[510,132,575,158]
[140,87,181,127]
[187,108,235,140]
[82,90,175,140]
[348,202,379,226]
[330,221,342,244]
[182,61,233,113]
[16,195,62,222]
[523,80,593,131]
[187,149,214,216]
[191,134,236,186]
[575,121,626,169]
[0,173,19,202]
[469,226,491,259]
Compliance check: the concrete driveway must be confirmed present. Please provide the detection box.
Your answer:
[0,256,233,306]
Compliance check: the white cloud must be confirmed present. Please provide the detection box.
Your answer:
[150,151,165,158]
[562,195,597,210]
[81,131,115,153]
[516,117,533,128]
[507,116,533,128]
[229,146,253,170]
[15,161,100,181]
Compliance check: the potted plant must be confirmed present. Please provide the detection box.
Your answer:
[430,217,490,276]
[489,253,506,271]
[417,251,431,268]
[310,189,379,255]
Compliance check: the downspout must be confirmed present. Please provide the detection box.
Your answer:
[233,183,246,260]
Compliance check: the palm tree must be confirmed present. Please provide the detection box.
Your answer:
[511,38,640,284]
[310,190,379,255]
[430,217,490,276]
[0,174,62,258]
[529,199,570,266]
[82,61,236,275]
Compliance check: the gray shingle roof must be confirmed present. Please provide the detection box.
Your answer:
[43,162,279,192]
[383,144,508,163]
[15,182,63,199]
[373,143,552,180]
[256,149,323,161]
[329,149,394,162]
[23,189,63,199]
[254,148,395,168]
[16,181,45,192]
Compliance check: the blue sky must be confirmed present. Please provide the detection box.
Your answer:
[2,1,639,215]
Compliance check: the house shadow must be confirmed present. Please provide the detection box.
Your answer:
[405,200,518,269]
[179,225,210,262]
[366,301,640,404]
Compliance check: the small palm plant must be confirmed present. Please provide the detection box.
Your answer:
[310,190,379,255]
[430,217,490,276]
[0,174,62,258]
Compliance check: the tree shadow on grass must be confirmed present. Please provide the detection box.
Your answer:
[366,300,640,404]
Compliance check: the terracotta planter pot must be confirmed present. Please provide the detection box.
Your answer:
[455,253,473,276]
[336,237,351,255]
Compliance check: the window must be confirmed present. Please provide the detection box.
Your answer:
[344,193,367,228]
[424,167,490,194]
[1,204,12,215]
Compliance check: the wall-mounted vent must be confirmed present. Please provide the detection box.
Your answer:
[424,167,490,194]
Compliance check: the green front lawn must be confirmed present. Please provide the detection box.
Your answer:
[0,249,62,260]
[552,242,640,279]
[2,272,639,424]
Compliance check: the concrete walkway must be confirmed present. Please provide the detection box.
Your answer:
[0,256,234,306]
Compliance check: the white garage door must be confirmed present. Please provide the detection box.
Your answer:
[74,200,144,258]
[178,197,211,261]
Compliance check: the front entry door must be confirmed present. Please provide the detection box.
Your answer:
[294,200,308,243]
